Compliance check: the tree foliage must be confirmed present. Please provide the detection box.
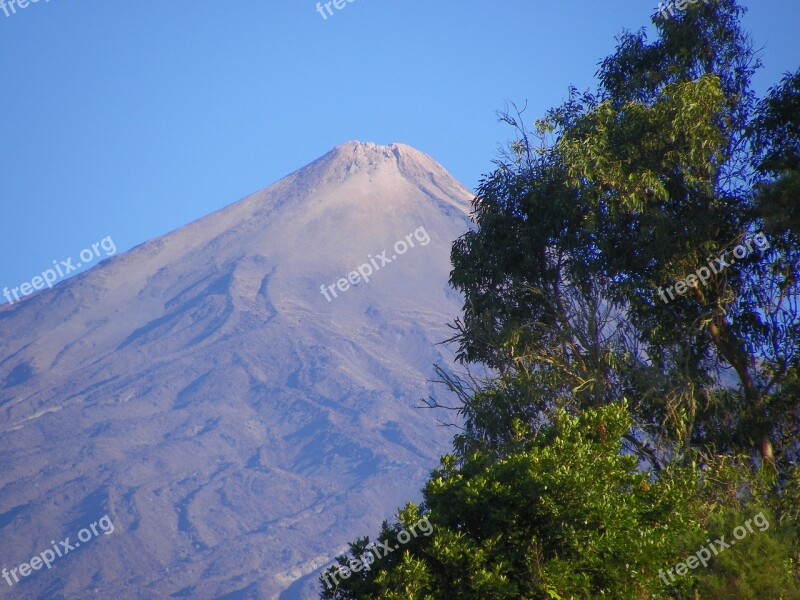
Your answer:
[321,2,800,597]
[449,0,800,473]
[321,403,799,598]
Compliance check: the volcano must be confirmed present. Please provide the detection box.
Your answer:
[0,141,473,599]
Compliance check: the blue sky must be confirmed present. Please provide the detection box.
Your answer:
[1,0,798,298]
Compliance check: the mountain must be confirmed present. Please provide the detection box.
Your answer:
[0,142,474,599]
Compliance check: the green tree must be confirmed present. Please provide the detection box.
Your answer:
[450,0,800,474]
[691,507,800,600]
[320,399,800,599]
[753,68,800,235]
[321,404,705,599]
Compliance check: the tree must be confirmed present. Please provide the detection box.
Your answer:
[321,400,800,598]
[321,404,706,599]
[450,0,800,474]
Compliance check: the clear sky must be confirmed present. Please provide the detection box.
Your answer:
[1,0,798,300]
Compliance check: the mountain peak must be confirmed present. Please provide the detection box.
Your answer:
[329,140,430,161]
[292,141,472,214]
[317,140,437,172]
[0,142,475,599]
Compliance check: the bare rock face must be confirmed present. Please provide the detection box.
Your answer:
[0,142,474,599]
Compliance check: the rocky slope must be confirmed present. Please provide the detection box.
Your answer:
[0,141,474,599]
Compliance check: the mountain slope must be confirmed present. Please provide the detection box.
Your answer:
[0,141,473,599]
